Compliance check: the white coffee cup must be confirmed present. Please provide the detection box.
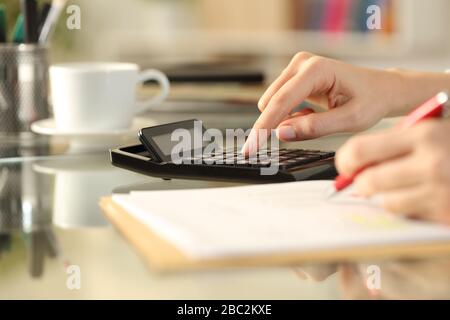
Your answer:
[49,62,170,132]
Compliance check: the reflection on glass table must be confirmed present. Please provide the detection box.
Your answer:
[1,131,450,299]
[295,257,450,299]
[0,137,55,278]
[0,137,238,282]
[0,135,144,279]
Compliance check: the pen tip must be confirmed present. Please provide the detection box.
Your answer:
[326,189,338,199]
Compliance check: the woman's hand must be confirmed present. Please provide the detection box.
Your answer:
[336,120,450,224]
[242,52,450,155]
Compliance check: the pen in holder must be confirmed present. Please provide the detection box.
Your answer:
[0,44,49,137]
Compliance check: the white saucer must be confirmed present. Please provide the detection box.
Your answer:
[31,117,157,153]
[31,117,155,137]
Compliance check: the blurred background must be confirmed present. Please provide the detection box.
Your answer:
[2,0,450,298]
[3,0,450,78]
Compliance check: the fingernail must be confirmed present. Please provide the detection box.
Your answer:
[242,129,258,155]
[240,143,248,155]
[240,130,253,154]
[257,99,264,110]
[276,126,297,141]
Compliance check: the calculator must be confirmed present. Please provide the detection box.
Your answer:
[110,119,337,183]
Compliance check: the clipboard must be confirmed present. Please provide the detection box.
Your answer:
[100,197,450,272]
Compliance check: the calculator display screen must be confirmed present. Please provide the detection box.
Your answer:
[152,127,205,156]
[139,119,209,162]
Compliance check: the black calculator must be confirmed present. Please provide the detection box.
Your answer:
[110,119,337,183]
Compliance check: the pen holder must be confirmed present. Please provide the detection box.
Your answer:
[0,44,49,137]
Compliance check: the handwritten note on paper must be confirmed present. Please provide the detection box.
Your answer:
[112,181,450,259]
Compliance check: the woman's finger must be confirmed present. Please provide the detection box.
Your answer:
[382,185,431,216]
[336,128,416,177]
[276,109,315,140]
[252,58,330,129]
[242,63,322,154]
[275,100,365,141]
[354,154,424,196]
[258,52,313,112]
[282,108,315,120]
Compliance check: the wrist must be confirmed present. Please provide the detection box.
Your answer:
[384,69,450,116]
[377,69,407,116]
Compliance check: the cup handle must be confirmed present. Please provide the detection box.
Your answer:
[135,69,170,114]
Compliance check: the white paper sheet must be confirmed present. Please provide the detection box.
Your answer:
[112,181,450,259]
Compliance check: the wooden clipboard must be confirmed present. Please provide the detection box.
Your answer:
[100,197,450,272]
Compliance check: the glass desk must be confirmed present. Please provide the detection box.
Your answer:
[1,121,449,300]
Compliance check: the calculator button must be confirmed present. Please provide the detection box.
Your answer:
[258,160,271,167]
[259,147,278,153]
[270,161,283,169]
[182,157,201,163]
[256,151,270,157]
[202,157,216,164]
[223,157,236,164]
[247,157,259,165]
[292,150,310,155]
[301,155,321,161]
[285,157,320,168]
[235,161,251,167]
[213,156,226,163]
[221,147,236,154]
[269,154,282,160]
[299,149,320,153]
[319,151,335,158]
[280,150,299,156]
[256,153,268,158]
[276,157,298,165]
[224,154,237,159]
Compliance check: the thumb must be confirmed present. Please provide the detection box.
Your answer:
[276,102,364,141]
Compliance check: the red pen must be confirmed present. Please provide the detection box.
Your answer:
[330,91,449,197]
